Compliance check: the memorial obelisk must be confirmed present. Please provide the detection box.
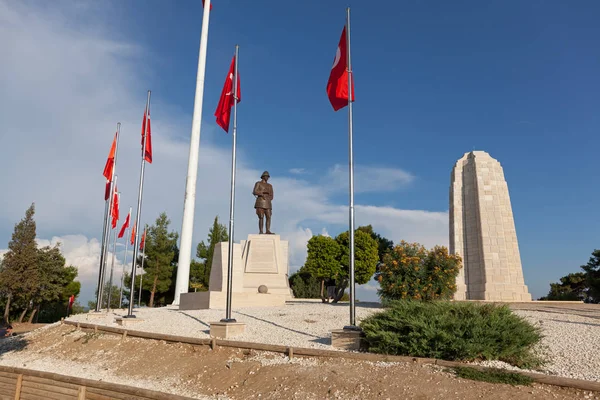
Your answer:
[449,151,531,301]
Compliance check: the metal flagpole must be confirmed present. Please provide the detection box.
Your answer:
[173,0,212,306]
[344,7,358,330]
[95,199,110,310]
[96,122,120,312]
[126,91,151,318]
[222,45,239,323]
[118,214,130,309]
[107,187,119,311]
[138,241,145,307]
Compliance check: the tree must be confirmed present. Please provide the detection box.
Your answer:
[142,213,179,307]
[304,235,342,301]
[27,245,67,322]
[333,229,379,302]
[0,203,39,324]
[194,216,228,290]
[288,267,321,299]
[357,225,394,267]
[581,250,600,303]
[376,241,462,302]
[540,272,588,301]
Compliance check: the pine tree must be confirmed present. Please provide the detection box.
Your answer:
[142,213,179,307]
[195,216,228,288]
[0,203,39,324]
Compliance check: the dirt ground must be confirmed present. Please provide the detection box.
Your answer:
[0,324,598,400]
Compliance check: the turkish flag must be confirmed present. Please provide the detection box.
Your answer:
[140,229,146,251]
[111,188,119,229]
[104,180,111,201]
[141,107,152,163]
[102,133,117,181]
[130,220,136,246]
[214,55,241,133]
[118,210,130,239]
[68,295,75,308]
[201,0,213,10]
[326,26,354,111]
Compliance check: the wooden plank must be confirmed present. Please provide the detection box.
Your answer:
[23,376,80,391]
[0,377,16,386]
[22,378,79,396]
[0,382,15,393]
[14,374,22,400]
[0,373,17,380]
[86,387,152,400]
[20,386,77,400]
[84,392,113,400]
[77,387,85,400]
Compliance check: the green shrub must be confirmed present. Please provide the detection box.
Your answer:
[376,241,462,302]
[360,301,544,369]
[453,367,533,386]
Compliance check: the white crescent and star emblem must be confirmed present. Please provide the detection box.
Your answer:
[226,72,234,95]
[331,46,341,69]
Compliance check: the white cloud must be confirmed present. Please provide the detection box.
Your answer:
[324,164,415,194]
[0,1,448,304]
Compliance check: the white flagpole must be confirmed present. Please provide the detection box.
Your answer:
[107,188,120,311]
[126,91,151,318]
[173,0,212,306]
[118,207,132,309]
[222,45,239,323]
[96,122,120,312]
[345,7,358,330]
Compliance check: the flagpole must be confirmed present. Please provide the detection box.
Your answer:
[344,7,358,330]
[126,91,151,318]
[119,214,130,309]
[96,122,120,312]
[173,0,212,306]
[221,45,239,323]
[138,243,145,307]
[107,187,119,311]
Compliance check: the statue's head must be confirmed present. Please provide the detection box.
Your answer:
[261,171,270,181]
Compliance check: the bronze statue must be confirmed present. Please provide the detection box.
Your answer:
[253,171,274,234]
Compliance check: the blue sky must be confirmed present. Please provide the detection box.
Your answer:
[0,0,599,303]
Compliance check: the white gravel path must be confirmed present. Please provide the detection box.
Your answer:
[65,300,600,382]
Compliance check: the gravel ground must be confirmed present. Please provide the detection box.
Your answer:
[68,301,382,350]
[66,300,600,382]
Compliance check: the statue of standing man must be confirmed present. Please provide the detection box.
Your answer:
[253,171,274,234]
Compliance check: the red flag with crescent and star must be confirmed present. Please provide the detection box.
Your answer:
[140,228,146,251]
[102,133,117,200]
[130,220,136,246]
[141,106,152,163]
[111,188,119,229]
[326,26,354,111]
[118,209,130,239]
[214,55,241,133]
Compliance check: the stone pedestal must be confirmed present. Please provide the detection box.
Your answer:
[210,321,246,339]
[179,234,293,310]
[331,329,365,351]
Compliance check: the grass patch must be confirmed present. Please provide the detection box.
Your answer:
[453,366,534,386]
[360,300,544,369]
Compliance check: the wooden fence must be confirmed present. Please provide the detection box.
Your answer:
[0,365,195,400]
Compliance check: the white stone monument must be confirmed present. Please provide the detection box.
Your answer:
[449,151,532,302]
[179,234,293,310]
